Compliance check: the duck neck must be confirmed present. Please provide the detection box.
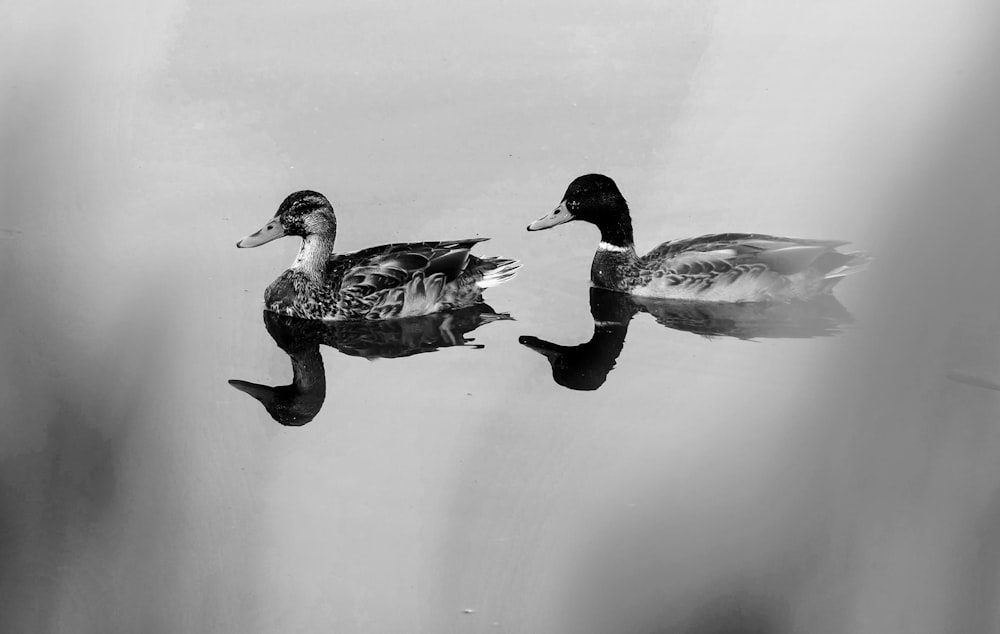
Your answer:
[291,234,334,280]
[594,207,635,253]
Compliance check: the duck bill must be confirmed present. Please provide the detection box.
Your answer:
[237,219,284,248]
[527,202,575,231]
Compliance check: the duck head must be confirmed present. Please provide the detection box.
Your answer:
[527,174,634,248]
[237,190,338,248]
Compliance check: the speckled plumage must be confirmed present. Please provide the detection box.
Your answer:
[238,191,520,320]
[528,174,869,302]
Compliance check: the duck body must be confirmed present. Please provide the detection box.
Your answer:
[239,191,519,321]
[591,232,863,302]
[264,238,516,320]
[529,175,868,302]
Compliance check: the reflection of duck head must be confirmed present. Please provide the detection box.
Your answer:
[230,304,510,425]
[229,346,326,427]
[521,288,854,391]
[519,288,637,391]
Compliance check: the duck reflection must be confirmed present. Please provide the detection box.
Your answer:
[230,306,510,425]
[520,288,852,391]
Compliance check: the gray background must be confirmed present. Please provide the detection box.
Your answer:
[2,0,999,632]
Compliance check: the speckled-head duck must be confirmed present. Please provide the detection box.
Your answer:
[528,174,869,302]
[238,190,520,320]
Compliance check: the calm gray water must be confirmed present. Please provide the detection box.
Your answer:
[3,1,1000,632]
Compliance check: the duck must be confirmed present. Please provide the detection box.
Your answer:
[238,190,520,320]
[527,174,869,302]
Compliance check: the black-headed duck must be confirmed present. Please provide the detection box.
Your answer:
[528,174,868,302]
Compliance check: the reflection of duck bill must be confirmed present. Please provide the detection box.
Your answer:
[228,379,275,402]
[517,335,563,359]
[227,378,325,427]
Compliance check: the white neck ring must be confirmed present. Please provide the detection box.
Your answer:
[598,241,630,253]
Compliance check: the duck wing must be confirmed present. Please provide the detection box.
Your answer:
[328,238,490,294]
[327,238,504,319]
[642,233,856,277]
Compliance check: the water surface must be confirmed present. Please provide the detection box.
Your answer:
[2,1,1000,633]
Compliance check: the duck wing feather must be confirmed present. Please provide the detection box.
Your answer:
[642,233,854,277]
[328,238,490,294]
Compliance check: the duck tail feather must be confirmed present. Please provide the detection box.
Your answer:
[820,251,872,291]
[824,251,872,279]
[476,259,521,289]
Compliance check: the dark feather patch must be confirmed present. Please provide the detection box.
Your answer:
[425,249,471,280]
